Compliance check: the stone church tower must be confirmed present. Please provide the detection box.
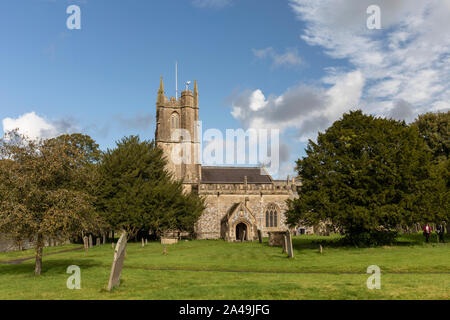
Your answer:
[155,76,201,187]
[154,76,310,241]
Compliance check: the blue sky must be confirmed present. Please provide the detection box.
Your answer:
[1,0,449,178]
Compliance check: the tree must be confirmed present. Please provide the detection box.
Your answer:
[412,111,450,227]
[286,110,436,245]
[0,131,99,275]
[412,111,449,163]
[96,136,204,239]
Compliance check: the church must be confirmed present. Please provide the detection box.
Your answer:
[155,77,308,241]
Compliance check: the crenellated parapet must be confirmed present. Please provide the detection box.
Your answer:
[198,182,298,196]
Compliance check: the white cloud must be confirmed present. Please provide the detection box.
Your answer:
[289,0,450,118]
[231,0,449,157]
[231,70,365,142]
[252,47,302,68]
[2,112,77,140]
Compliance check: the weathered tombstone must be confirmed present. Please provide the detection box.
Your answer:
[145,239,148,246]
[88,235,93,248]
[83,236,89,252]
[319,244,323,254]
[257,230,262,244]
[111,242,114,249]
[141,238,145,247]
[286,231,294,258]
[96,237,100,246]
[107,231,127,291]
[282,235,287,253]
[241,230,246,242]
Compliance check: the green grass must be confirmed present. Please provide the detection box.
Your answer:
[0,234,449,300]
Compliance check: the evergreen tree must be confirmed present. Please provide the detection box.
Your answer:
[412,111,449,163]
[286,110,437,245]
[412,111,449,226]
[96,136,204,239]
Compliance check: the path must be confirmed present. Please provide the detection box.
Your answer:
[0,246,84,265]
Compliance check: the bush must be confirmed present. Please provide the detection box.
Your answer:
[342,230,398,246]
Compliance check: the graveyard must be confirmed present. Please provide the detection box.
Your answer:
[0,234,448,300]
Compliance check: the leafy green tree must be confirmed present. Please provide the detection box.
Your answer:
[412,111,449,163]
[96,136,204,239]
[286,110,436,245]
[412,111,449,226]
[0,131,99,275]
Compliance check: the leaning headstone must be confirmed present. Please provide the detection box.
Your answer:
[83,236,89,252]
[107,231,127,291]
[286,231,294,258]
[282,235,287,253]
[89,235,93,248]
[257,230,262,244]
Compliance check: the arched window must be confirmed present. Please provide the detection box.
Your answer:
[171,112,179,129]
[265,204,278,228]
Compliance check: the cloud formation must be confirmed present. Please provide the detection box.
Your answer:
[114,112,153,130]
[253,47,302,68]
[231,0,450,156]
[2,112,78,140]
[231,70,364,141]
[289,0,450,116]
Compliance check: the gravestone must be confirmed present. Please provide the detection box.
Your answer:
[319,245,323,254]
[103,234,106,245]
[141,238,145,247]
[286,231,294,258]
[257,230,262,244]
[96,237,100,246]
[241,230,246,242]
[107,231,127,291]
[83,236,89,252]
[88,235,93,248]
[282,235,287,253]
[145,239,148,246]
[163,247,167,255]
[111,242,114,249]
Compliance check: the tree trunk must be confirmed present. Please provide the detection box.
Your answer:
[35,235,44,275]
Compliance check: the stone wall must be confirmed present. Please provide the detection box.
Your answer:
[195,182,297,240]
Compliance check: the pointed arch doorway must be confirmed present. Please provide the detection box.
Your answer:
[236,223,248,241]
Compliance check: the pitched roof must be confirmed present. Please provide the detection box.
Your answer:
[201,166,272,184]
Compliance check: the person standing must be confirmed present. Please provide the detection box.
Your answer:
[423,224,431,243]
[437,222,446,243]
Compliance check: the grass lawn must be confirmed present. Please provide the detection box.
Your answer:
[0,233,449,300]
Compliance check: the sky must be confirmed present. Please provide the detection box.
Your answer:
[1,0,449,178]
